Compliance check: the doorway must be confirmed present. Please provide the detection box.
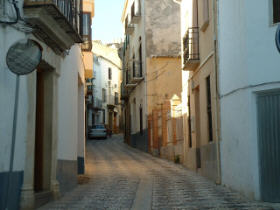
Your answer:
[34,70,53,193]
[257,90,280,202]
[194,87,201,169]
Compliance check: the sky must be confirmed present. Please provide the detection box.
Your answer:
[92,0,125,43]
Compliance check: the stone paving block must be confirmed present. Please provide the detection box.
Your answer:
[39,135,280,210]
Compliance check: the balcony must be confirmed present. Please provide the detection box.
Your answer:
[93,97,102,110]
[23,0,83,54]
[86,95,93,104]
[107,95,114,106]
[131,0,141,24]
[120,82,129,100]
[131,63,144,84]
[125,16,134,35]
[81,39,93,52]
[183,27,200,71]
[87,84,93,94]
[125,70,137,90]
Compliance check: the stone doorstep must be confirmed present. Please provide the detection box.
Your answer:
[34,191,53,209]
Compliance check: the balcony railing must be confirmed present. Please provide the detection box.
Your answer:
[24,0,83,54]
[86,95,93,104]
[183,27,200,71]
[125,69,137,89]
[132,62,144,83]
[121,82,129,100]
[107,95,116,106]
[87,84,93,94]
[93,97,102,109]
[125,16,134,35]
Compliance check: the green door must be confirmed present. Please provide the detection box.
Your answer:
[257,90,280,202]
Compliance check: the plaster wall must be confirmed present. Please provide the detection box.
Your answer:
[146,57,182,115]
[145,0,181,57]
[218,0,280,199]
[124,0,147,134]
[178,0,219,182]
[93,54,121,125]
[84,51,93,79]
[57,45,84,161]
[0,26,30,174]
[129,81,146,134]
[1,0,87,206]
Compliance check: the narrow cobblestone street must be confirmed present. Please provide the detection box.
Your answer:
[40,135,279,210]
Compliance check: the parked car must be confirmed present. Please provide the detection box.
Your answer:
[89,124,107,139]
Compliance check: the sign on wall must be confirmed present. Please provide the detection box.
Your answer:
[6,39,42,75]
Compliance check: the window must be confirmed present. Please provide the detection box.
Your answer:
[108,68,112,80]
[140,105,143,135]
[82,13,92,51]
[132,54,136,77]
[102,110,105,124]
[188,96,192,147]
[126,68,129,84]
[206,76,213,142]
[273,0,280,24]
[102,88,107,102]
[115,92,119,105]
[139,37,143,77]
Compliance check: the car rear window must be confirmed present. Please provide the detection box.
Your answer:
[93,125,105,129]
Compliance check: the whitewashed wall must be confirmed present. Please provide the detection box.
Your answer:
[218,0,280,200]
[93,55,120,125]
[0,26,32,174]
[124,0,147,134]
[57,45,84,161]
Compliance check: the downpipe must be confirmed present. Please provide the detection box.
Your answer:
[213,0,222,185]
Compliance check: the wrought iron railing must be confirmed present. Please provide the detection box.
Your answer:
[132,62,143,78]
[93,97,102,109]
[25,0,81,34]
[183,27,199,62]
[87,84,93,92]
[121,82,128,99]
[126,69,131,85]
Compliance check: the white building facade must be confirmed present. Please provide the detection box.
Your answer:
[0,0,90,209]
[91,41,122,133]
[218,0,280,202]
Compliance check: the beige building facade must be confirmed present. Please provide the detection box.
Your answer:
[175,0,220,183]
[121,0,182,155]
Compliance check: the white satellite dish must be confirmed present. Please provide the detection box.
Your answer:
[6,39,42,75]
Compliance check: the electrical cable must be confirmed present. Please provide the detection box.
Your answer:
[0,0,19,24]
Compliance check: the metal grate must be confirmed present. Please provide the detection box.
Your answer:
[257,90,280,202]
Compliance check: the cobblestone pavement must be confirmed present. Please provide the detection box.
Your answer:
[40,135,280,210]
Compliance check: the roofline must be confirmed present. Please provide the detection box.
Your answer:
[121,0,129,23]
[173,0,181,4]
[93,54,122,69]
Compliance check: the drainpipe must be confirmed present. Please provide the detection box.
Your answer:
[213,0,221,185]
